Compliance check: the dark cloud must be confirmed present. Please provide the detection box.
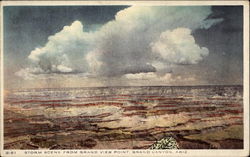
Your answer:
[193,6,243,85]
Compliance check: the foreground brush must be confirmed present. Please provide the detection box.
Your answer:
[150,136,179,149]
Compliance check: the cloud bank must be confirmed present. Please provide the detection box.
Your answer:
[17,6,223,84]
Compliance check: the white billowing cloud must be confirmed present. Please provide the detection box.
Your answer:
[125,72,159,80]
[151,28,209,65]
[123,72,196,86]
[56,64,73,73]
[85,6,221,77]
[18,6,223,84]
[15,67,41,80]
[27,21,93,74]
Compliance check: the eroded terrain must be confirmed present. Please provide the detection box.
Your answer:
[4,86,243,149]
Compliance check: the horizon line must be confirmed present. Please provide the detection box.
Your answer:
[5,84,243,91]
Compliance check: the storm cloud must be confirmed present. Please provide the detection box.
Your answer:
[16,6,223,81]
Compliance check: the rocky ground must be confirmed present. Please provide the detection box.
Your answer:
[4,86,243,149]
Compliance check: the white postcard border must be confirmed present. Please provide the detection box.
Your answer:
[0,1,249,157]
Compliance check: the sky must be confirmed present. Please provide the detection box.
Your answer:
[3,6,243,89]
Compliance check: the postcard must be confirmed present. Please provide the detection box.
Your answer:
[0,1,249,156]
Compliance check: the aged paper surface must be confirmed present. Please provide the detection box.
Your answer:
[0,1,249,157]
